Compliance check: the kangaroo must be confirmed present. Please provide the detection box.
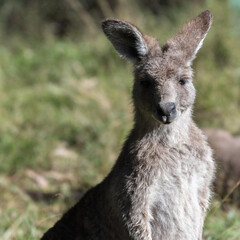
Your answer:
[41,10,215,240]
[204,128,240,207]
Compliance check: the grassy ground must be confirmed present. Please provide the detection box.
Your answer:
[0,1,240,239]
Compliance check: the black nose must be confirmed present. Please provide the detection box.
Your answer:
[157,102,176,117]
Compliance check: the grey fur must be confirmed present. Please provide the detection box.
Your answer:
[41,10,215,240]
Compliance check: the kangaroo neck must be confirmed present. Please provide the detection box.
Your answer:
[132,108,193,146]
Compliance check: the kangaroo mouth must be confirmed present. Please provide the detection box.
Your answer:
[152,111,177,124]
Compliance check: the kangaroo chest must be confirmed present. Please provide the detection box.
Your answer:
[147,145,207,240]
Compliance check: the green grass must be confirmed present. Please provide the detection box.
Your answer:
[204,201,240,240]
[0,0,240,239]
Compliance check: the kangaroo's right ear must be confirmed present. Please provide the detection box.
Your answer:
[167,10,212,64]
[102,19,148,62]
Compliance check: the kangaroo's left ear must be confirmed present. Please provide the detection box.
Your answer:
[167,10,212,64]
[102,18,148,62]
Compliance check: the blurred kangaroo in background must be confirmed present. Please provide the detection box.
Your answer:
[42,10,215,240]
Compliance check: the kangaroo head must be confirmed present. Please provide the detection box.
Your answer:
[102,10,212,125]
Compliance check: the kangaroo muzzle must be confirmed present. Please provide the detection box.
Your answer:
[154,102,177,124]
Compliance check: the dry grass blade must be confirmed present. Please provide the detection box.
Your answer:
[207,180,240,219]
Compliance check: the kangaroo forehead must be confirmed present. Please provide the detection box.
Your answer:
[136,56,191,81]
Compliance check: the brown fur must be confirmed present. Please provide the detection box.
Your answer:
[41,11,215,240]
[204,129,240,206]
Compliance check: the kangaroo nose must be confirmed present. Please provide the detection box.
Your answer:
[157,102,176,117]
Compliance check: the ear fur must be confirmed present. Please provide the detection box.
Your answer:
[102,19,148,62]
[167,10,213,63]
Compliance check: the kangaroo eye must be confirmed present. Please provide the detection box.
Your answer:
[179,79,187,85]
[140,80,152,88]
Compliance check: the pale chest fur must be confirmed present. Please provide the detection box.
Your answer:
[132,136,213,240]
[150,145,210,240]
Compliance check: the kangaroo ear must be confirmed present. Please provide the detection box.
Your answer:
[167,10,212,64]
[102,19,148,62]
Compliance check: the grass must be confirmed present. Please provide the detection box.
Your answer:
[204,201,240,240]
[0,0,240,239]
[0,37,133,239]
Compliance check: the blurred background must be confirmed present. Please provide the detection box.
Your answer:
[0,0,239,239]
